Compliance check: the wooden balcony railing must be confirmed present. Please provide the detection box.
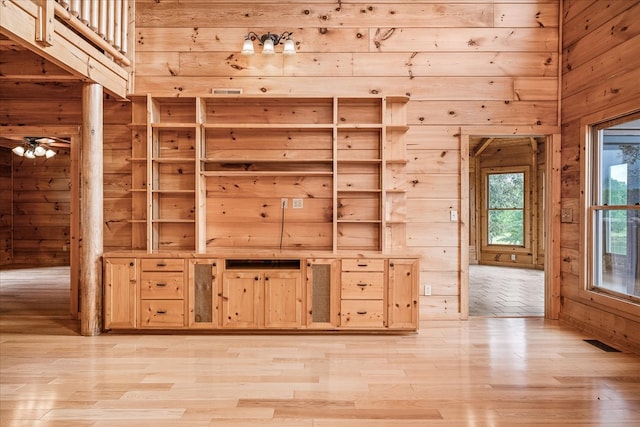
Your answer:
[56,0,130,66]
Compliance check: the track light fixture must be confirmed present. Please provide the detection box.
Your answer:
[12,137,57,159]
[241,31,296,56]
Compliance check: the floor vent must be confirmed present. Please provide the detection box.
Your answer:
[584,339,620,352]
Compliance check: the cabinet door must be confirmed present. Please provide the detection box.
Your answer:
[221,271,261,328]
[387,259,419,330]
[306,259,340,328]
[263,271,303,328]
[188,259,218,328]
[104,258,137,329]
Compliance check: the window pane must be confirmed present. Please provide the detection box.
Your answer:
[488,209,524,245]
[593,209,640,298]
[488,173,524,209]
[599,126,640,206]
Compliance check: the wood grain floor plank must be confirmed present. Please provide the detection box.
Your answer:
[2,267,640,425]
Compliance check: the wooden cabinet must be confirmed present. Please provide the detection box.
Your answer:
[305,258,340,328]
[388,259,419,329]
[340,258,385,328]
[104,257,137,329]
[221,271,261,328]
[222,266,302,329]
[103,254,417,332]
[188,258,218,328]
[138,258,186,328]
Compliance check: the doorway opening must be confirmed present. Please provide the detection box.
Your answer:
[461,131,561,319]
[0,127,80,320]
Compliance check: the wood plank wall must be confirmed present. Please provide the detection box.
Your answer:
[132,0,560,319]
[560,0,640,351]
[0,148,11,265]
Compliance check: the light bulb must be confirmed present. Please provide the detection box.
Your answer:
[241,38,254,55]
[45,149,56,158]
[12,146,25,156]
[262,38,275,55]
[24,149,36,159]
[283,38,295,55]
[34,145,46,156]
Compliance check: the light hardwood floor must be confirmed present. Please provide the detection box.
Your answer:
[1,267,639,426]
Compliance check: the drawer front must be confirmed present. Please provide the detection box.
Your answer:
[340,300,384,328]
[140,258,184,272]
[341,272,384,299]
[140,271,184,299]
[341,259,384,272]
[140,300,185,327]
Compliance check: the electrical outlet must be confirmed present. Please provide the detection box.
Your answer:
[561,208,573,223]
[450,210,458,221]
[292,198,303,209]
[511,254,516,261]
[281,198,288,208]
[424,285,432,296]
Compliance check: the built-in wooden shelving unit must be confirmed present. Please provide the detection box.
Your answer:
[128,95,409,254]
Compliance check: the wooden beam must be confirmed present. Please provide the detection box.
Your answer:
[472,137,494,158]
[34,0,54,46]
[0,0,128,98]
[80,83,103,336]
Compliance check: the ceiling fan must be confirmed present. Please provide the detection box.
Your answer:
[10,136,70,159]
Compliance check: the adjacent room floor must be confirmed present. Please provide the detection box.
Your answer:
[1,266,639,426]
[469,264,545,317]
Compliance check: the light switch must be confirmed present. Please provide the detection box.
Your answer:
[450,210,458,221]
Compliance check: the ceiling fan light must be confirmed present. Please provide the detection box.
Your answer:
[24,149,36,159]
[45,149,56,158]
[34,145,46,156]
[12,146,25,156]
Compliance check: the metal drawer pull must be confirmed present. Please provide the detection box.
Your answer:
[357,283,368,287]
[357,311,368,315]
[156,283,167,287]
[357,263,368,267]
[156,263,166,267]
[156,309,167,315]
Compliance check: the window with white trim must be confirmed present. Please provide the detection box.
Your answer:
[589,112,640,301]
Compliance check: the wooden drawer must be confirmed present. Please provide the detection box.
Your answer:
[140,258,184,272]
[340,300,384,328]
[140,271,184,299]
[140,300,185,327]
[341,272,384,299]
[341,259,384,272]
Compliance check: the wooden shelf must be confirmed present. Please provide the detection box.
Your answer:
[201,158,333,164]
[337,189,382,193]
[151,123,198,129]
[152,189,195,194]
[337,219,382,223]
[202,171,332,177]
[152,219,196,223]
[387,125,410,132]
[151,157,195,163]
[203,123,333,129]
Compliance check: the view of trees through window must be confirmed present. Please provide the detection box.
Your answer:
[487,172,525,246]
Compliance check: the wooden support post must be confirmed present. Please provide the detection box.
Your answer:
[80,83,104,336]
